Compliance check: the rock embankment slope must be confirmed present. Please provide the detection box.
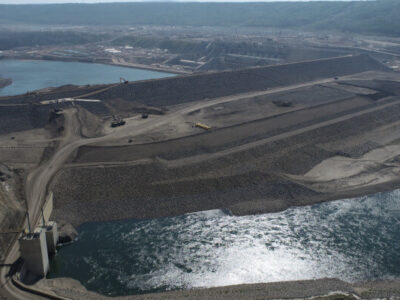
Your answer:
[47,55,400,227]
[93,54,387,107]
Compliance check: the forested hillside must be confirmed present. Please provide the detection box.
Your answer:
[0,31,107,51]
[0,0,399,36]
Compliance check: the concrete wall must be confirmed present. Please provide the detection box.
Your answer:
[45,221,58,254]
[19,228,49,277]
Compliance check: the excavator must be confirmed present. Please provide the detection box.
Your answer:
[111,115,126,127]
[120,77,129,84]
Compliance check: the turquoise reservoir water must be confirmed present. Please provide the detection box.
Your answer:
[48,190,400,296]
[0,59,174,96]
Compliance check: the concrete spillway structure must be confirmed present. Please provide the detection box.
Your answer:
[44,221,58,254]
[19,191,59,276]
[19,228,49,277]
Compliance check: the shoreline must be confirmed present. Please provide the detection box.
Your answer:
[33,277,400,300]
[0,55,190,75]
[232,176,400,217]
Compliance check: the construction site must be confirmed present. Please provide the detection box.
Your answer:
[1,53,400,299]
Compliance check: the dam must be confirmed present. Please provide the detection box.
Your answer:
[2,54,400,298]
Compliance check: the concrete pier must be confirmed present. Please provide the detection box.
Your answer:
[19,228,49,277]
[44,221,58,254]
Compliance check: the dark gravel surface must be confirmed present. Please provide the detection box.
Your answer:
[51,165,318,227]
[0,104,51,134]
[93,55,386,107]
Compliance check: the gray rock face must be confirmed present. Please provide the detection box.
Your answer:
[57,222,78,244]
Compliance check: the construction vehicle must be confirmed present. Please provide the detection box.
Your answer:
[120,77,129,84]
[195,122,211,130]
[272,100,292,107]
[111,115,126,127]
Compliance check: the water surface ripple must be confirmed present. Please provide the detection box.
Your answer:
[49,190,400,296]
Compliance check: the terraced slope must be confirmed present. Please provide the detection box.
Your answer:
[46,55,400,227]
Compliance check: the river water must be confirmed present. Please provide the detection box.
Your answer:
[0,59,174,96]
[48,190,400,296]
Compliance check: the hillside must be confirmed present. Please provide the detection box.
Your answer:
[0,1,399,36]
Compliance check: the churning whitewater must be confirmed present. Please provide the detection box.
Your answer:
[49,190,400,296]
